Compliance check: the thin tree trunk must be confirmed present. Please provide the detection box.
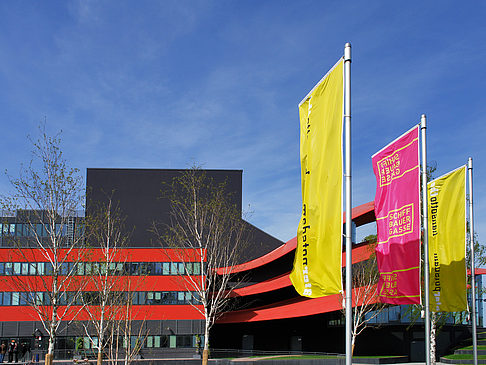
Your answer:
[202,349,209,365]
[430,312,437,365]
[45,353,53,365]
[202,321,210,365]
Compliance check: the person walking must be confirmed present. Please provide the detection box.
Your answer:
[7,340,18,363]
[0,342,6,363]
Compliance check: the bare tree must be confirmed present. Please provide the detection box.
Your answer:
[106,287,148,365]
[1,127,86,365]
[154,167,250,365]
[342,236,386,355]
[79,196,130,365]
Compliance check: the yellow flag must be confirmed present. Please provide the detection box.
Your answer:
[290,58,344,298]
[428,166,467,312]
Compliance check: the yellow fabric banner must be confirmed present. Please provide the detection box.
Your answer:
[428,166,467,312]
[290,58,344,298]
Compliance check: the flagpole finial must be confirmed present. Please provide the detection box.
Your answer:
[468,157,473,169]
[421,114,426,128]
[344,43,351,61]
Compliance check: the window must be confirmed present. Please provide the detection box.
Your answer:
[154,292,161,304]
[3,292,11,306]
[0,263,4,275]
[193,263,201,275]
[19,292,28,306]
[59,262,69,276]
[170,263,178,275]
[130,263,139,275]
[163,263,170,275]
[21,263,29,275]
[35,292,43,306]
[75,223,85,239]
[5,263,13,275]
[130,336,137,350]
[145,262,154,275]
[176,335,193,348]
[55,224,67,236]
[37,262,45,275]
[138,292,146,305]
[147,292,154,305]
[168,292,177,305]
[177,292,185,303]
[24,224,34,237]
[13,263,21,275]
[11,292,19,306]
[154,263,162,275]
[36,223,44,237]
[146,336,153,348]
[186,263,193,275]
[16,223,23,237]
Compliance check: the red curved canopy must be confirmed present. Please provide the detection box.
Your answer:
[221,201,375,275]
[219,286,379,323]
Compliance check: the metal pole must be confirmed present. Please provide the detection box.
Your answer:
[344,42,352,365]
[468,157,478,365]
[421,114,431,365]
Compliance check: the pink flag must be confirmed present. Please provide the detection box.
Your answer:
[372,126,421,305]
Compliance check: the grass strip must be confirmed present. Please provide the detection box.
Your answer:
[259,355,339,360]
[443,354,486,360]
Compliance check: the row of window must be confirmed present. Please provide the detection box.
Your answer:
[0,261,202,276]
[328,305,463,326]
[77,335,201,349]
[1,335,202,351]
[0,291,198,306]
[0,223,83,238]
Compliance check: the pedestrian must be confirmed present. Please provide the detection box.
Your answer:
[7,340,18,363]
[20,343,29,362]
[0,342,6,363]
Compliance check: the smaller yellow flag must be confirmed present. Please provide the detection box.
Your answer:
[428,166,467,312]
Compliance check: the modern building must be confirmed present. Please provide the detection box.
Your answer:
[0,168,282,359]
[211,202,485,361]
[0,168,482,361]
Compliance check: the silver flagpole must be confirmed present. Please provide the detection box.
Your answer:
[468,157,478,365]
[421,114,431,365]
[344,42,352,365]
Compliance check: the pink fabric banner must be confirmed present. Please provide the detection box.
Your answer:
[372,126,421,305]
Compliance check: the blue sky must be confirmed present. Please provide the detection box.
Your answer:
[0,1,485,245]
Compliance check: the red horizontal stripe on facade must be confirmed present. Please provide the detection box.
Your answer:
[0,305,204,322]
